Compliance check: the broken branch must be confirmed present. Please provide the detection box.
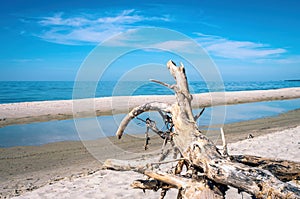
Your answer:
[116,102,172,139]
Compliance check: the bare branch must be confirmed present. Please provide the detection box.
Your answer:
[144,171,224,199]
[144,127,150,150]
[116,102,172,139]
[131,179,174,190]
[103,159,149,173]
[135,117,159,150]
[150,79,176,90]
[150,158,186,166]
[220,128,228,157]
[136,117,163,137]
[144,171,190,189]
[194,108,205,121]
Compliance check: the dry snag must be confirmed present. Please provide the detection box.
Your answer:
[104,60,300,199]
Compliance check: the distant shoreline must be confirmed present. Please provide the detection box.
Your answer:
[285,79,300,82]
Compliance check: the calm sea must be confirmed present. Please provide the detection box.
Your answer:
[0,80,299,147]
[1,80,300,104]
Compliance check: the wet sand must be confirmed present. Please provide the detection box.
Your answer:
[0,109,300,198]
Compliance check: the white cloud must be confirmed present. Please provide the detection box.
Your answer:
[35,10,170,45]
[195,33,287,60]
[276,56,300,64]
[149,40,194,52]
[255,55,300,64]
[39,26,124,45]
[101,33,199,54]
[104,31,289,61]
[32,11,295,64]
[96,9,142,24]
[39,13,91,27]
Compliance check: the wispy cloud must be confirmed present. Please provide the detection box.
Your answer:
[254,55,300,64]
[103,30,290,62]
[39,13,90,27]
[148,40,195,53]
[195,33,287,60]
[101,31,199,54]
[30,10,294,64]
[35,10,170,45]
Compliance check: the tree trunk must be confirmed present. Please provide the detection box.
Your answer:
[111,60,300,198]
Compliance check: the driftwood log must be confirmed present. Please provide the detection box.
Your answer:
[104,60,300,199]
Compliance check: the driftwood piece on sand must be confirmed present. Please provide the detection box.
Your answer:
[232,155,300,182]
[107,60,300,199]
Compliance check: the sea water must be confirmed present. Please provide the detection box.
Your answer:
[0,81,299,147]
[1,80,300,103]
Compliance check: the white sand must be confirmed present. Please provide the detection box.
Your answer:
[13,126,300,199]
[228,126,300,161]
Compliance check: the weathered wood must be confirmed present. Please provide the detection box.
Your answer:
[112,60,300,199]
[144,170,224,199]
[186,143,300,198]
[103,158,186,171]
[116,102,172,139]
[103,159,149,173]
[194,107,205,121]
[103,158,224,198]
[232,155,300,182]
[220,128,228,157]
[131,179,175,190]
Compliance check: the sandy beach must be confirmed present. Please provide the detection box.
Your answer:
[8,126,300,199]
[1,87,299,128]
[1,109,300,198]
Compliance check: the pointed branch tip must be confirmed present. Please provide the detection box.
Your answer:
[150,79,175,90]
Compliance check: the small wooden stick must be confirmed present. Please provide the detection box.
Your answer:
[131,179,174,190]
[194,108,205,121]
[158,110,173,130]
[137,117,166,140]
[160,189,168,199]
[220,127,228,157]
[175,159,186,175]
[150,79,176,90]
[144,171,186,189]
[151,158,186,166]
[103,159,148,173]
[144,128,150,150]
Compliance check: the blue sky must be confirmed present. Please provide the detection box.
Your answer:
[0,0,299,81]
